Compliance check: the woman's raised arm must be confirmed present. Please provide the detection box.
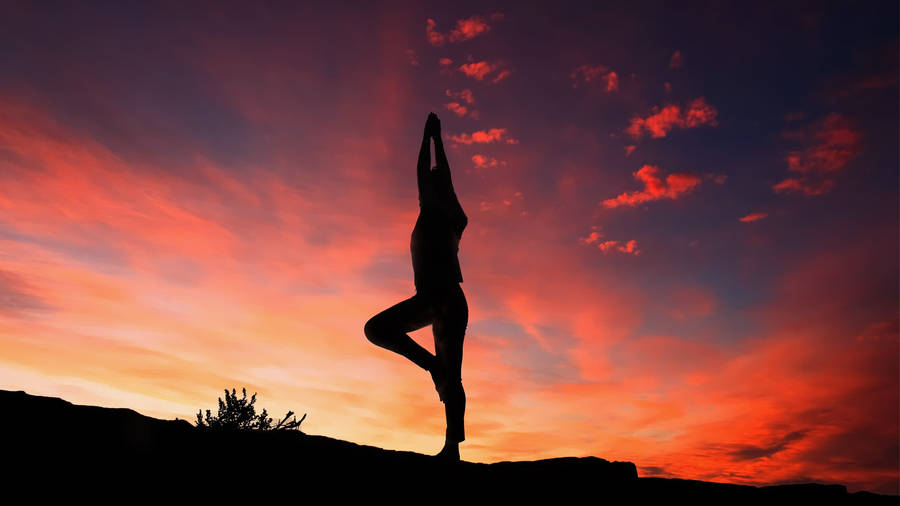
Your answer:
[418,114,436,207]
[433,121,449,171]
[431,118,467,235]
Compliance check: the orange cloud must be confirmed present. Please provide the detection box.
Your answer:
[706,173,727,184]
[773,178,835,196]
[471,154,505,169]
[426,14,501,46]
[669,50,683,69]
[602,165,703,209]
[446,89,475,104]
[578,231,602,245]
[571,64,618,91]
[444,102,468,117]
[626,98,718,139]
[404,49,418,67]
[605,72,619,92]
[492,69,511,84]
[450,128,519,145]
[740,212,768,223]
[577,227,640,255]
[459,60,498,80]
[597,239,641,255]
[450,15,492,42]
[774,114,861,196]
[426,19,445,46]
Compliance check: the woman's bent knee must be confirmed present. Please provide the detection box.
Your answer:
[364,316,382,345]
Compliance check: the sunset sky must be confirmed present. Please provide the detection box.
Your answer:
[1,1,897,494]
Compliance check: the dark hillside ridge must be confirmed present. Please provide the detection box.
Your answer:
[1,389,894,503]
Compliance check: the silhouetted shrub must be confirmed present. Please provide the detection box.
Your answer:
[195,387,306,432]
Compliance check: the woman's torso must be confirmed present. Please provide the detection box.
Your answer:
[410,208,463,292]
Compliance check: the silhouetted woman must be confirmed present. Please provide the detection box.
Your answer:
[364,112,468,461]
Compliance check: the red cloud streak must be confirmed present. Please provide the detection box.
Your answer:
[450,128,518,145]
[603,165,702,208]
[774,113,861,196]
[571,64,619,91]
[626,98,718,139]
[459,61,499,81]
[426,14,500,46]
[740,212,768,223]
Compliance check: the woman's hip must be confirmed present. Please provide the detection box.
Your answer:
[418,283,466,311]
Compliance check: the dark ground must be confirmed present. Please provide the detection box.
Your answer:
[1,389,895,504]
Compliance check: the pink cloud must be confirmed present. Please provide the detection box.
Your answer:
[446,89,474,104]
[597,239,641,255]
[669,50,683,69]
[426,19,445,46]
[492,69,511,84]
[773,177,835,196]
[786,114,861,174]
[774,113,861,196]
[449,15,492,42]
[471,154,505,169]
[458,60,504,81]
[739,212,768,223]
[439,57,453,66]
[579,231,602,245]
[682,98,718,127]
[426,14,501,46]
[605,72,619,92]
[626,98,719,140]
[571,64,618,91]
[404,49,418,67]
[450,128,519,145]
[602,165,703,209]
[706,173,728,184]
[444,102,468,117]
[577,227,639,255]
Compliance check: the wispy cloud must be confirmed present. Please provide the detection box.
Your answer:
[669,50,683,69]
[625,98,718,139]
[459,60,510,83]
[444,102,468,117]
[571,64,618,91]
[471,154,506,169]
[426,13,503,46]
[774,113,861,196]
[449,128,519,145]
[602,165,703,208]
[740,212,768,223]
[598,239,640,255]
[578,227,640,255]
[446,89,475,104]
[404,49,418,67]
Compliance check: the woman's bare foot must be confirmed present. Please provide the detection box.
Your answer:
[434,442,460,462]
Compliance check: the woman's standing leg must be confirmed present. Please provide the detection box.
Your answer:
[432,284,468,455]
[364,294,437,371]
